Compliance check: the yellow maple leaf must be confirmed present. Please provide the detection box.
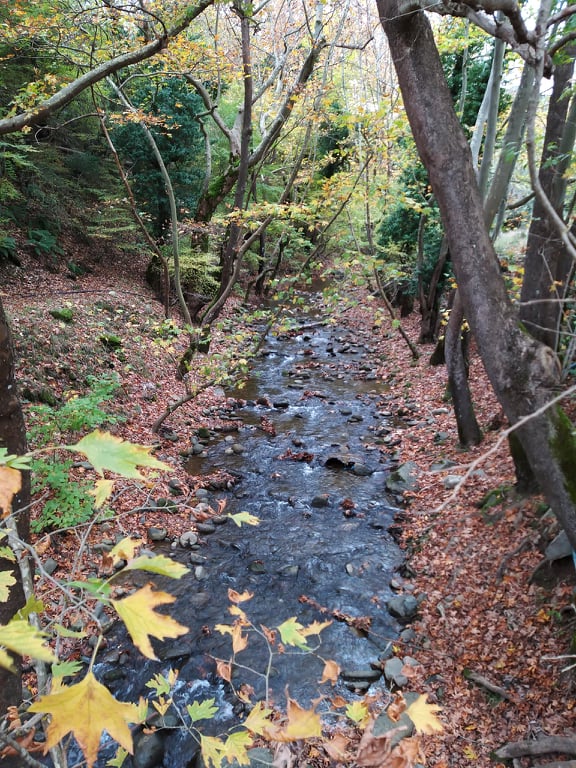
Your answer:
[0,569,16,602]
[0,466,21,517]
[111,584,188,660]
[222,730,252,765]
[91,478,115,509]
[268,697,323,742]
[405,694,443,734]
[0,619,57,671]
[28,672,141,768]
[201,734,226,768]
[243,701,274,736]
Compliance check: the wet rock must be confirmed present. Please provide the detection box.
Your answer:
[133,729,164,768]
[147,527,168,542]
[352,462,372,476]
[158,643,193,661]
[189,552,207,565]
[310,494,330,508]
[194,488,209,500]
[194,565,209,581]
[212,515,229,526]
[273,400,290,409]
[340,667,382,683]
[384,656,407,687]
[232,443,245,454]
[385,461,420,494]
[196,522,217,535]
[387,594,419,622]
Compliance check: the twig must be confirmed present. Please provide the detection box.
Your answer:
[0,730,45,767]
[494,735,576,759]
[373,268,420,360]
[465,670,517,702]
[495,535,533,581]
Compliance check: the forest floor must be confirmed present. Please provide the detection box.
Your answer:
[1,242,575,768]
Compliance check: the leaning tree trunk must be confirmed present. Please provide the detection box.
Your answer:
[377,0,576,549]
[0,298,29,716]
[520,50,576,351]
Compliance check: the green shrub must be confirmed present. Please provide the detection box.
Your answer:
[29,374,122,531]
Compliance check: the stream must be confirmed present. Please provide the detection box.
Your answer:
[49,307,406,767]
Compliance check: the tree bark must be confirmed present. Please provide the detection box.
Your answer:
[0,298,29,715]
[520,51,576,350]
[444,291,482,446]
[376,0,576,549]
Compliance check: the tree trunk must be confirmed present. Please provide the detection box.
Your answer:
[0,298,29,716]
[377,0,576,549]
[445,291,482,446]
[520,52,576,350]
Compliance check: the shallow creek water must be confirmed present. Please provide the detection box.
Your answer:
[65,312,405,767]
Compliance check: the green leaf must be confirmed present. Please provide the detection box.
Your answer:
[346,700,369,725]
[125,555,188,579]
[228,511,260,527]
[17,595,45,619]
[0,448,32,470]
[187,698,218,723]
[0,546,16,561]
[53,623,87,638]
[107,747,129,767]
[277,617,309,650]
[52,660,84,678]
[69,577,112,600]
[70,430,169,479]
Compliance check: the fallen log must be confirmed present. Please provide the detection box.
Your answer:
[494,735,576,759]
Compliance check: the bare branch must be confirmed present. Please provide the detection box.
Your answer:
[0,0,214,136]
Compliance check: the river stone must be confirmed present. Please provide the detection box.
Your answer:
[340,667,382,683]
[545,530,573,561]
[189,552,207,565]
[443,474,463,489]
[212,515,228,525]
[43,558,59,576]
[158,643,193,660]
[311,494,330,507]
[179,531,198,547]
[385,461,420,493]
[373,691,419,745]
[232,443,245,454]
[194,488,209,500]
[148,527,168,542]
[133,729,164,768]
[194,565,209,581]
[384,656,408,688]
[387,594,419,622]
[352,462,372,476]
[196,522,217,535]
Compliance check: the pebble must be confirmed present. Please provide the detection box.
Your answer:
[179,531,198,548]
[147,527,168,542]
